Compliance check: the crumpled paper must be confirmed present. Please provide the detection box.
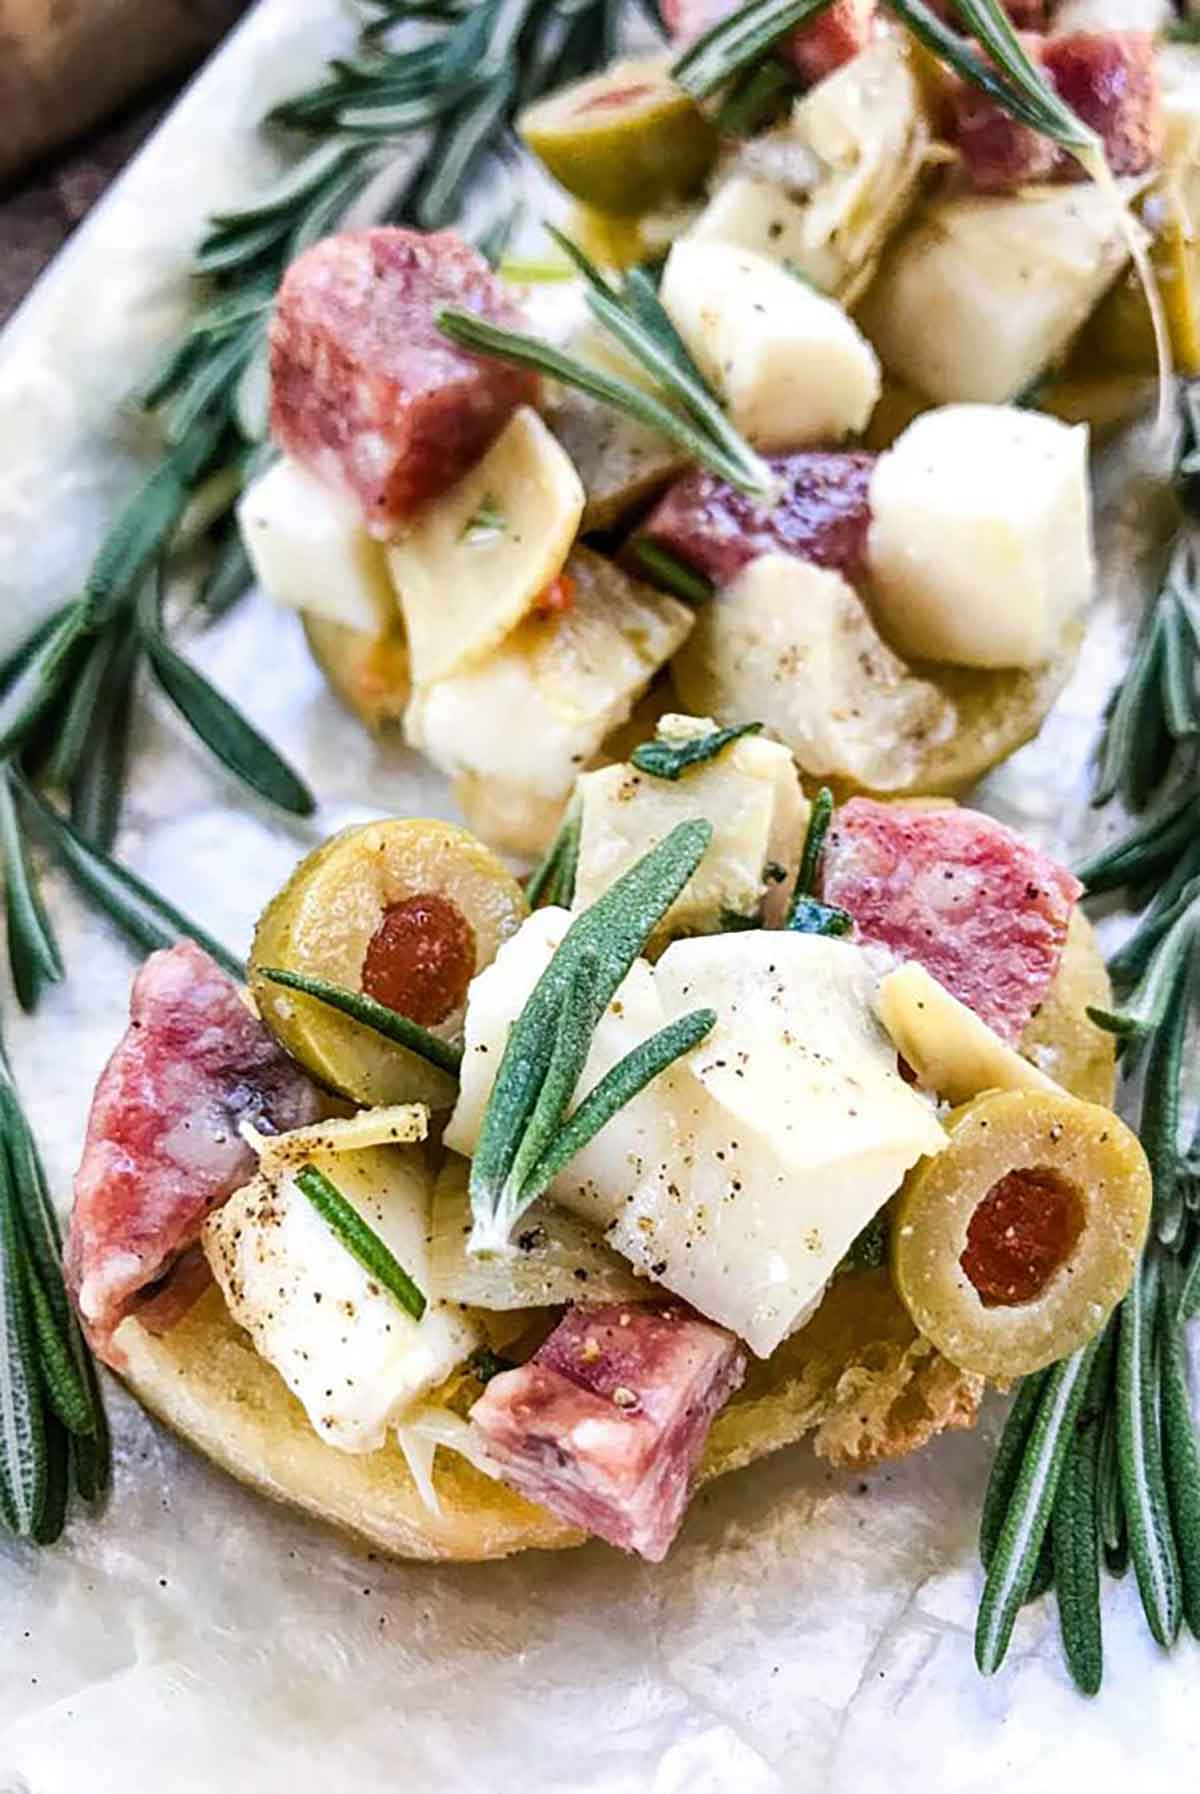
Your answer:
[0,3,1198,1787]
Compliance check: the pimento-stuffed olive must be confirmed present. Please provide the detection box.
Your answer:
[250,819,527,1108]
[890,1088,1151,1381]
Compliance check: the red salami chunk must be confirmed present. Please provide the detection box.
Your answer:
[947,31,1162,193]
[67,941,322,1363]
[470,1301,744,1561]
[269,228,538,535]
[820,799,1081,1043]
[642,452,874,590]
[663,0,873,84]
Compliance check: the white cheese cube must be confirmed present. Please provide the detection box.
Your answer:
[405,548,691,806]
[572,713,808,944]
[237,455,395,634]
[203,1144,477,1453]
[867,406,1095,669]
[659,241,881,450]
[672,554,954,791]
[857,185,1135,405]
[385,406,584,688]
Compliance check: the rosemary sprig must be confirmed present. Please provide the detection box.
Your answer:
[294,1163,426,1322]
[257,968,463,1076]
[631,721,762,781]
[629,541,715,607]
[525,796,582,911]
[784,785,852,937]
[671,0,835,100]
[468,821,714,1253]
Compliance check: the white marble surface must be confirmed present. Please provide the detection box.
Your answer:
[0,3,1197,1787]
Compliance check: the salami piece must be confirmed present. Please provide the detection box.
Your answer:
[946,31,1162,193]
[642,451,875,589]
[821,798,1081,1044]
[471,1301,745,1560]
[664,0,873,84]
[67,941,322,1362]
[270,228,538,534]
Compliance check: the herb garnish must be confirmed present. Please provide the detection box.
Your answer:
[785,786,853,937]
[469,822,717,1253]
[525,795,582,911]
[294,1163,426,1322]
[631,721,762,781]
[257,969,463,1076]
[629,541,716,607]
[439,228,776,499]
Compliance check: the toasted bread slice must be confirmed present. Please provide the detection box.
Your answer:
[114,911,1113,1562]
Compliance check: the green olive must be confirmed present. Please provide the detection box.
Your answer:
[518,56,717,217]
[890,1088,1150,1382]
[250,819,527,1109]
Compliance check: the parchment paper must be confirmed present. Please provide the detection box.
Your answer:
[0,4,1197,1788]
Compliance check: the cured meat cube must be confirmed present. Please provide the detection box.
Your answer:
[947,31,1162,192]
[67,941,321,1362]
[664,0,873,85]
[820,798,1081,1044]
[470,1301,745,1560]
[269,228,538,535]
[641,451,874,590]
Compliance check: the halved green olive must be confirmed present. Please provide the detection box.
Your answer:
[250,819,527,1109]
[890,1088,1151,1381]
[518,56,717,217]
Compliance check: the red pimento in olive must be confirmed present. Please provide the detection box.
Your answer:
[361,893,477,1028]
[960,1168,1084,1308]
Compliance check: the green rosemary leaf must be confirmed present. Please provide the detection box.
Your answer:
[0,1144,47,1537]
[975,1338,1099,1675]
[0,770,63,1012]
[520,1006,717,1204]
[69,631,140,853]
[979,1370,1050,1569]
[70,1388,110,1505]
[0,600,92,761]
[785,896,854,938]
[1139,963,1192,1246]
[630,541,716,606]
[436,310,773,497]
[672,0,835,101]
[1176,1227,1200,1322]
[716,55,797,135]
[257,968,463,1076]
[163,334,255,448]
[844,1210,887,1270]
[137,584,315,817]
[525,799,582,912]
[1162,594,1200,739]
[888,0,1092,144]
[948,0,1097,150]
[288,157,378,258]
[1026,1532,1055,1603]
[418,70,515,228]
[1051,1323,1115,1695]
[1160,1258,1200,1637]
[198,527,256,620]
[504,952,601,1210]
[1098,1398,1128,1575]
[294,1163,426,1321]
[1107,862,1200,988]
[1092,612,1169,810]
[193,217,290,276]
[1117,1254,1182,1647]
[15,777,244,982]
[1086,894,1199,1044]
[32,1417,69,1547]
[209,139,362,231]
[86,414,226,623]
[789,785,835,915]
[631,722,762,782]
[1078,792,1199,896]
[24,1267,91,1436]
[468,818,712,1252]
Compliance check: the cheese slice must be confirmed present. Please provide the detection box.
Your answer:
[877,961,1060,1104]
[238,455,395,633]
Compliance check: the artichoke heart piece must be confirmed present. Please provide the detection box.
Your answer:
[405,548,692,838]
[891,1089,1151,1381]
[518,55,718,217]
[250,817,527,1109]
[672,554,955,794]
[571,712,808,949]
[688,33,931,303]
[857,183,1137,405]
[386,406,584,688]
[877,963,1060,1105]
[203,1144,478,1454]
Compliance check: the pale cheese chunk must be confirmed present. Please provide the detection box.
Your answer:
[659,241,880,450]
[690,34,931,304]
[386,406,584,687]
[405,548,691,806]
[237,455,395,633]
[203,1145,476,1454]
[857,184,1136,405]
[672,554,954,790]
[867,406,1095,669]
[572,713,807,944]
[877,962,1060,1105]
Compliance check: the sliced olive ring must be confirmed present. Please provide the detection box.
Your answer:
[890,1088,1151,1381]
[250,819,527,1109]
